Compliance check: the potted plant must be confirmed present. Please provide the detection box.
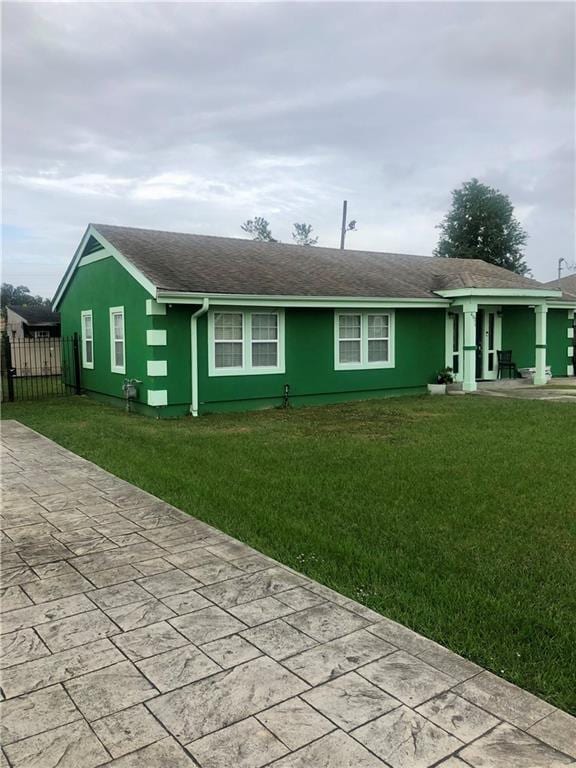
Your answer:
[427,366,454,395]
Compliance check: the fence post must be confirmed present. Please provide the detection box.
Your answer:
[72,333,82,395]
[3,333,15,402]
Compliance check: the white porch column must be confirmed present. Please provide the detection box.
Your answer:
[462,301,478,392]
[533,305,548,386]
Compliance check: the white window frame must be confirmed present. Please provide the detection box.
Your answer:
[334,310,395,370]
[81,310,94,369]
[208,309,285,376]
[109,306,126,374]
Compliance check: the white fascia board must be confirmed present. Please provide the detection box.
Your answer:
[156,291,449,309]
[436,288,563,299]
[53,224,157,310]
[547,302,576,310]
[449,296,550,308]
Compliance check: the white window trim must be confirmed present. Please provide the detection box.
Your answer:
[334,310,395,370]
[109,306,126,374]
[81,310,94,370]
[208,309,285,376]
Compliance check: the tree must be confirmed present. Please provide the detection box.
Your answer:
[0,284,51,318]
[241,217,277,242]
[434,178,529,275]
[292,223,318,246]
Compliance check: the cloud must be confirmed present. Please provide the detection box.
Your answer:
[2,1,574,295]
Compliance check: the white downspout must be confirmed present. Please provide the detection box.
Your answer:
[190,298,209,417]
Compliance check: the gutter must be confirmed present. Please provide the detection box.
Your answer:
[190,298,209,417]
[156,291,449,309]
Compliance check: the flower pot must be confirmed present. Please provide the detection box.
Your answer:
[427,383,447,395]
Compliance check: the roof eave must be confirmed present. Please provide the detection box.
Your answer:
[435,288,563,299]
[155,290,450,308]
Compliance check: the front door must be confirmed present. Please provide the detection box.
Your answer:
[476,308,500,380]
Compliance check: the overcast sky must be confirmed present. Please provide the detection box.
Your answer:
[2,1,575,297]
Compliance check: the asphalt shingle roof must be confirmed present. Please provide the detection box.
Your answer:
[544,274,576,302]
[93,223,557,299]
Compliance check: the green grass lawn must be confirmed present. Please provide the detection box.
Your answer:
[3,394,575,713]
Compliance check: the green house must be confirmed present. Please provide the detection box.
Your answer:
[53,224,576,417]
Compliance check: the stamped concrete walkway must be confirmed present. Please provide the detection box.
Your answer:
[0,421,574,768]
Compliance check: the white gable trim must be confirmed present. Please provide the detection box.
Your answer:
[53,224,157,310]
[78,251,111,267]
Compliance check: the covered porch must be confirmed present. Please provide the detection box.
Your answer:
[441,289,574,392]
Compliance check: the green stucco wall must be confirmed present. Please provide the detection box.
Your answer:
[547,308,573,377]
[196,307,446,413]
[59,256,192,417]
[59,252,448,417]
[501,306,573,377]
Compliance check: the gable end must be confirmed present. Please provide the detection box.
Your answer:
[53,225,157,310]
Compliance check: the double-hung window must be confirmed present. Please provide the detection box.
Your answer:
[81,310,94,369]
[214,312,243,369]
[335,311,394,369]
[209,310,284,375]
[251,313,279,368]
[109,307,125,374]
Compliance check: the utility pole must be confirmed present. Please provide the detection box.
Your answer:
[340,200,348,249]
[558,257,566,282]
[339,200,357,250]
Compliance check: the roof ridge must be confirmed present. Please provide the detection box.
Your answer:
[91,223,433,262]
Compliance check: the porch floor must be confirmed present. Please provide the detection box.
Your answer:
[474,377,576,400]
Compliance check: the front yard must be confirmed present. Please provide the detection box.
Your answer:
[2,394,575,713]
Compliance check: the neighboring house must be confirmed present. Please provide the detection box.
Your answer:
[4,306,62,377]
[52,224,576,417]
[545,273,576,297]
[5,305,61,339]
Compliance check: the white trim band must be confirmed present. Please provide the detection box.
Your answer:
[146,299,166,316]
[78,252,110,267]
[147,390,168,407]
[147,360,168,376]
[146,330,167,346]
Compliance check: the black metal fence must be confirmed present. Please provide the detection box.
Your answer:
[1,334,81,402]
